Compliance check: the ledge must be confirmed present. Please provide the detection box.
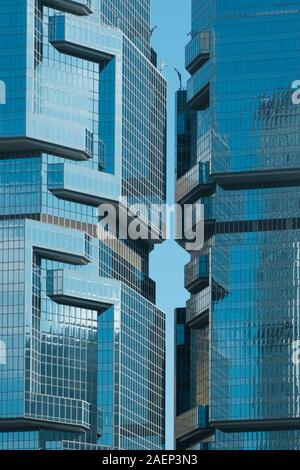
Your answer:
[188,83,209,111]
[184,256,209,294]
[26,220,92,266]
[186,286,211,328]
[187,61,210,110]
[44,0,93,16]
[213,168,300,190]
[48,162,120,206]
[34,246,91,265]
[0,137,91,161]
[46,270,121,311]
[213,418,300,432]
[49,15,122,63]
[185,32,210,74]
[0,418,86,433]
[176,162,216,205]
[176,406,213,446]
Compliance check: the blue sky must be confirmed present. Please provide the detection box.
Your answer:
[150,0,191,450]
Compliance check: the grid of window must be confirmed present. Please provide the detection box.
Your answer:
[0,157,41,216]
[0,0,166,451]
[0,221,25,420]
[176,90,197,179]
[122,37,167,230]
[0,1,27,137]
[175,309,191,417]
[99,239,155,302]
[176,0,300,450]
[99,0,151,59]
[118,286,165,450]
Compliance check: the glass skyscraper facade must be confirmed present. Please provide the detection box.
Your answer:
[0,0,166,450]
[175,0,300,450]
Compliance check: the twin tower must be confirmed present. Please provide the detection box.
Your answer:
[1,0,300,451]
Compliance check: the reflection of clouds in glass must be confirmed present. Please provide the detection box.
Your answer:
[0,340,6,365]
[0,80,5,104]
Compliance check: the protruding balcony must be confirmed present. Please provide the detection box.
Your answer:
[44,0,93,16]
[185,277,229,329]
[27,219,92,265]
[0,389,91,432]
[176,161,215,204]
[213,168,300,190]
[186,286,211,328]
[46,270,120,311]
[0,127,93,162]
[25,393,91,432]
[184,255,209,294]
[176,406,213,446]
[49,15,118,63]
[187,60,210,110]
[185,31,210,74]
[47,162,120,205]
[35,233,92,266]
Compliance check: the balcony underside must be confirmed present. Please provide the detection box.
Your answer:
[44,0,93,15]
[186,54,209,75]
[185,255,210,294]
[213,418,300,433]
[188,84,209,111]
[177,182,215,205]
[0,418,86,433]
[0,137,90,161]
[50,40,113,64]
[186,277,209,295]
[34,247,90,265]
[176,405,213,447]
[48,293,108,311]
[188,308,209,329]
[213,168,300,190]
[177,427,214,447]
[49,188,117,207]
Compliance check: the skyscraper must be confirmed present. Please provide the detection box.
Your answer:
[0,0,166,450]
[175,0,300,450]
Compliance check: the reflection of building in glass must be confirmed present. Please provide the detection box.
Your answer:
[175,0,300,450]
[0,0,166,450]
